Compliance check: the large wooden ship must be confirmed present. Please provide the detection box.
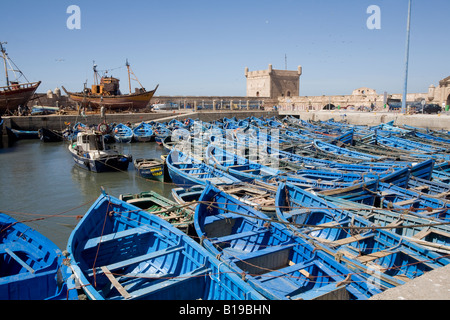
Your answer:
[62,60,158,111]
[0,42,41,115]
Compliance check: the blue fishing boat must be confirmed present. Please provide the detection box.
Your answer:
[408,176,450,199]
[275,183,450,285]
[267,146,401,173]
[119,190,194,234]
[68,130,132,172]
[66,190,265,300]
[375,133,447,155]
[206,145,282,182]
[154,125,171,145]
[195,183,382,300]
[134,158,164,182]
[0,213,77,300]
[376,182,450,221]
[113,123,134,143]
[320,195,450,255]
[166,149,240,188]
[132,122,154,142]
[313,178,379,206]
[312,139,382,162]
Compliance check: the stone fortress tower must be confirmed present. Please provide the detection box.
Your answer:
[245,64,302,99]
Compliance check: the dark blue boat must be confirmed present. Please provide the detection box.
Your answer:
[66,191,266,300]
[195,183,382,300]
[166,149,240,188]
[206,145,282,182]
[6,127,39,141]
[0,213,77,300]
[68,130,132,173]
[134,158,164,182]
[275,183,450,285]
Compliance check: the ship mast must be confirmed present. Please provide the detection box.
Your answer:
[125,59,144,94]
[93,61,99,86]
[126,59,131,94]
[0,42,10,86]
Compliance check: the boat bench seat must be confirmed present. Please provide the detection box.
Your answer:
[206,177,235,185]
[87,245,184,278]
[393,199,421,207]
[83,226,157,251]
[261,259,315,280]
[112,265,210,300]
[204,213,243,225]
[211,229,268,247]
[0,242,42,261]
[283,208,311,219]
[0,244,38,274]
[289,282,348,300]
[229,243,296,263]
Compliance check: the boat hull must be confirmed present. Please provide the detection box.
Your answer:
[0,213,77,300]
[134,158,164,182]
[66,192,265,300]
[69,146,131,173]
[0,81,41,115]
[62,85,158,110]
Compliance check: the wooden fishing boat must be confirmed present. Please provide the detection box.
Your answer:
[194,183,382,300]
[119,190,194,234]
[65,190,265,300]
[62,61,158,111]
[320,195,450,255]
[134,158,164,182]
[0,43,41,115]
[38,127,63,142]
[275,183,450,285]
[112,123,133,143]
[166,149,240,188]
[68,130,132,172]
[206,145,282,182]
[0,213,77,300]
[132,122,154,142]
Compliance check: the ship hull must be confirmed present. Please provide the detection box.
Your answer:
[0,81,41,114]
[62,85,158,110]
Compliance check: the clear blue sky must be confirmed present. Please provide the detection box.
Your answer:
[1,0,449,97]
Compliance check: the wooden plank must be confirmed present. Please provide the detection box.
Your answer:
[412,227,431,240]
[357,250,395,263]
[100,266,132,299]
[394,199,419,206]
[5,248,35,274]
[329,234,373,246]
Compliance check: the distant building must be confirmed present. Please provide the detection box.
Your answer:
[245,64,302,99]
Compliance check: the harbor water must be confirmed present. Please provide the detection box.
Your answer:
[0,138,173,250]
